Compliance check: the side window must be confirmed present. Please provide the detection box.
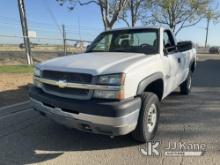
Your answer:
[163,31,176,53]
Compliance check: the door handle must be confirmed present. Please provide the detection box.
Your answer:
[177,58,181,63]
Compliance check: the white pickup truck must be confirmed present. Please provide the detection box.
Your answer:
[29,27,196,142]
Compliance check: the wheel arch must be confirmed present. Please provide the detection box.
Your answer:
[136,72,164,101]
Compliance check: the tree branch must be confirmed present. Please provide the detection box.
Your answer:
[175,17,202,35]
[78,0,99,6]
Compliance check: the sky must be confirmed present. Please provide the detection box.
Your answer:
[0,0,220,46]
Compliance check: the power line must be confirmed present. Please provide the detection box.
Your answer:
[41,0,62,35]
[0,15,59,28]
[0,15,103,31]
[0,21,101,34]
[0,34,92,42]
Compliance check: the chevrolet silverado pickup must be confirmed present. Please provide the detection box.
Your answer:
[29,27,196,142]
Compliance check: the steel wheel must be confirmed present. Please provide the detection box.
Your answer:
[147,104,157,133]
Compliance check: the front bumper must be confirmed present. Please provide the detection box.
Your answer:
[29,86,141,136]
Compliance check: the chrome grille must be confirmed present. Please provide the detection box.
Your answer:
[41,70,93,99]
[42,70,92,84]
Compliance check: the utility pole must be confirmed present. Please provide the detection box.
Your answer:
[62,24,67,56]
[17,0,33,65]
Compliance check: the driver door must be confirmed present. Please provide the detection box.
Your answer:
[162,30,182,93]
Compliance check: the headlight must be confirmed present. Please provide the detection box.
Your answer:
[96,73,125,85]
[34,67,41,77]
[94,73,125,100]
[33,67,42,88]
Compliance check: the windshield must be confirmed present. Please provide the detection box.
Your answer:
[86,29,159,55]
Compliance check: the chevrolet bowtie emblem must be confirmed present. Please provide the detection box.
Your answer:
[57,80,67,88]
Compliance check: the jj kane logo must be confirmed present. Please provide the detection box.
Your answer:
[139,141,161,156]
[139,141,206,157]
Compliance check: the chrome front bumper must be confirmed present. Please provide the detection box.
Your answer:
[31,98,140,136]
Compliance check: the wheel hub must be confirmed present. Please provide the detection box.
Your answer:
[188,76,192,89]
[147,104,157,133]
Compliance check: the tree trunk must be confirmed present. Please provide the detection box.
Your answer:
[131,0,135,27]
[205,18,210,48]
[105,25,112,30]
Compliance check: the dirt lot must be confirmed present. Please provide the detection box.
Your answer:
[0,51,64,65]
[0,44,84,65]
[0,73,32,107]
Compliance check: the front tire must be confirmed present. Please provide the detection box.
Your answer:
[132,92,160,143]
[180,71,192,95]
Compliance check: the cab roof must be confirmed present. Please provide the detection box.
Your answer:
[106,26,168,32]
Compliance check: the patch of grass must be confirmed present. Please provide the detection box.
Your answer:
[0,65,34,73]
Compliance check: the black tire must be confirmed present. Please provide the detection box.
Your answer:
[180,71,192,95]
[132,92,160,143]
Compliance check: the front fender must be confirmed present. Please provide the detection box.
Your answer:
[136,72,164,95]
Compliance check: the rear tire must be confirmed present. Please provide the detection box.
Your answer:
[132,92,160,143]
[180,71,192,95]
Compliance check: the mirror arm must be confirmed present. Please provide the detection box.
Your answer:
[163,48,169,56]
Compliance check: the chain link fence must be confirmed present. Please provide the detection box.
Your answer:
[0,35,92,65]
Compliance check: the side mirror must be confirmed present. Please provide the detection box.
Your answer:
[177,41,193,52]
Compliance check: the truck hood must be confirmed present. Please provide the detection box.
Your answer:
[39,52,149,75]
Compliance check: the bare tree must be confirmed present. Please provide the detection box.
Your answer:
[56,0,128,30]
[120,0,147,27]
[143,0,211,35]
[204,8,220,47]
